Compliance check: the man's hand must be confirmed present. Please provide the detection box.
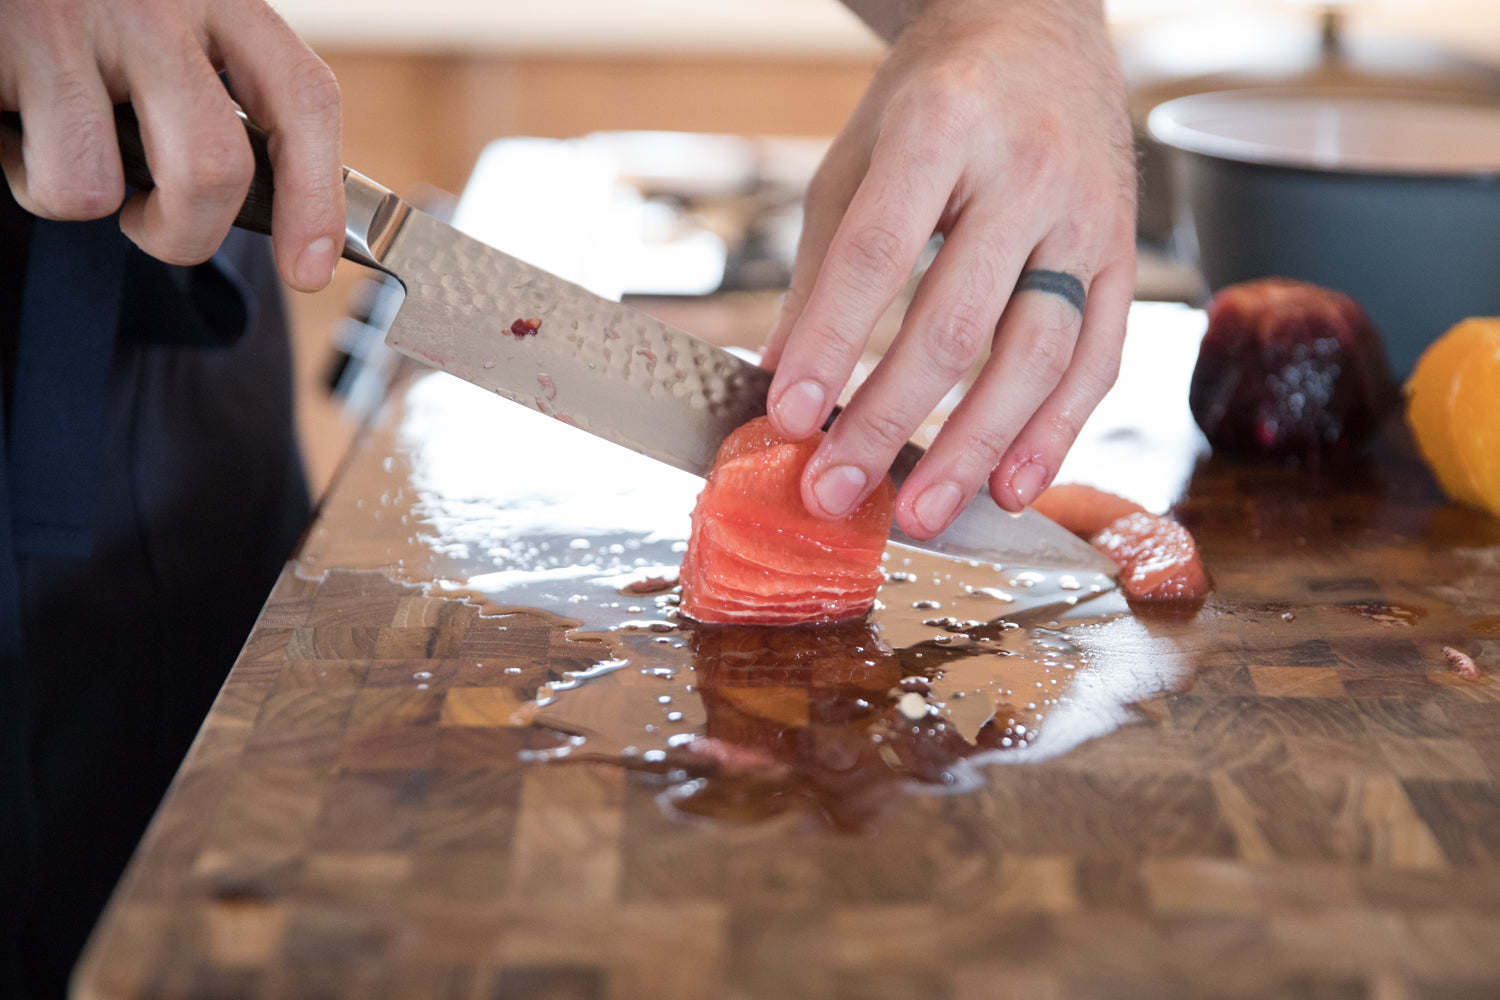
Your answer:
[0,0,344,291]
[763,0,1136,539]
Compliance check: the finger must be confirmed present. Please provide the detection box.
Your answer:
[4,60,123,220]
[215,3,343,292]
[892,247,1096,538]
[116,29,254,266]
[760,132,865,372]
[988,253,1133,512]
[799,197,1029,520]
[765,120,960,443]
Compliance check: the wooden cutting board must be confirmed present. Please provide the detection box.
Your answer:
[73,303,1500,1000]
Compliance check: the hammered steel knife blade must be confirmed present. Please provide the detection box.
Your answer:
[88,104,1117,575]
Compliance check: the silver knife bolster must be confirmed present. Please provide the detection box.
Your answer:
[343,168,412,271]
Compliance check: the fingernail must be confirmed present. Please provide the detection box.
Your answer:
[775,380,825,438]
[295,236,337,289]
[1010,460,1049,508]
[812,464,867,517]
[914,481,963,535]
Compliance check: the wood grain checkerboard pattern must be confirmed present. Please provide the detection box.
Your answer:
[74,414,1500,999]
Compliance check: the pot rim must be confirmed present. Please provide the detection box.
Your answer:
[1147,87,1500,180]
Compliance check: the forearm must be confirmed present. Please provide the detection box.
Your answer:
[838,0,1107,44]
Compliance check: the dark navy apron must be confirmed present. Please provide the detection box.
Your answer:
[0,186,310,1000]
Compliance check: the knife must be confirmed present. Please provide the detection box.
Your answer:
[18,105,1116,575]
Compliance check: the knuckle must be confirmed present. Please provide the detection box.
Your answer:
[902,59,987,147]
[130,0,181,36]
[288,57,342,121]
[144,239,211,267]
[28,93,122,219]
[928,306,990,377]
[968,430,1010,470]
[31,149,120,219]
[839,220,910,292]
[33,177,118,220]
[1038,407,1086,455]
[40,182,118,220]
[1077,350,1122,401]
[156,119,254,203]
[843,404,913,454]
[960,425,1008,467]
[130,208,222,266]
[1006,106,1070,186]
[1040,353,1121,443]
[942,424,1009,480]
[46,64,96,119]
[1027,106,1069,158]
[181,137,254,200]
[1015,330,1074,388]
[1031,346,1073,388]
[803,315,866,362]
[1046,210,1090,253]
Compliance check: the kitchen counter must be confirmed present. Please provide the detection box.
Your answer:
[72,301,1500,998]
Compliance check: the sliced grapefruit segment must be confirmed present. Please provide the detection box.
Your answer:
[1030,483,1149,538]
[681,416,894,625]
[1091,511,1211,603]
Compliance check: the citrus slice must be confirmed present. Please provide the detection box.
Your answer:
[1091,512,1212,604]
[1033,484,1211,604]
[1030,482,1149,538]
[680,416,895,625]
[1406,318,1500,514]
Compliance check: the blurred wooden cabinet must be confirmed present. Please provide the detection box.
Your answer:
[326,51,877,200]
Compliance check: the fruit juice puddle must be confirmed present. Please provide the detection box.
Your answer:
[298,371,1204,825]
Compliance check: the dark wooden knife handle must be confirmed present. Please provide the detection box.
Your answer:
[0,104,276,237]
